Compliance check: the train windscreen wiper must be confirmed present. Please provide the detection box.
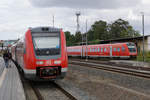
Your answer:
[33,39,41,54]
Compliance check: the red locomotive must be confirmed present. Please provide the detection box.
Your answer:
[67,42,137,59]
[11,27,68,81]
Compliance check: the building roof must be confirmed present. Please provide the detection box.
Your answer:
[77,35,150,45]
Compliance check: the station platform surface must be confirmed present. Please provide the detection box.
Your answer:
[0,58,26,100]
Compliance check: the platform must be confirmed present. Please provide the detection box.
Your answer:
[0,57,26,100]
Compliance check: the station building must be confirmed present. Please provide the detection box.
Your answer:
[98,35,150,53]
[0,40,18,50]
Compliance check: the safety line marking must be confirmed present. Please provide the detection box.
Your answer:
[0,68,7,88]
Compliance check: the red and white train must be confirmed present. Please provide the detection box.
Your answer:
[67,42,137,59]
[11,27,68,81]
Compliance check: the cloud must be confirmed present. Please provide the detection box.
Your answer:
[0,0,150,40]
[29,0,141,9]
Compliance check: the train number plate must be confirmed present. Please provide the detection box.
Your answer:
[39,67,58,78]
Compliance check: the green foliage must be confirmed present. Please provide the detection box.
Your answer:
[75,32,82,43]
[91,20,108,40]
[65,18,141,46]
[136,52,150,62]
[89,39,100,44]
[65,31,76,46]
[109,19,140,39]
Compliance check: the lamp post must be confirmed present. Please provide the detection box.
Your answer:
[85,19,88,61]
[53,15,55,28]
[141,12,145,62]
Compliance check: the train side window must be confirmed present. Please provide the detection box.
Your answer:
[117,48,120,52]
[98,48,100,52]
[90,48,92,52]
[101,48,103,52]
[104,48,106,52]
[114,48,116,52]
[122,46,125,51]
[93,48,94,52]
[95,48,97,52]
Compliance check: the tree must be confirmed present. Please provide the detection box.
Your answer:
[109,18,140,39]
[65,31,75,46]
[90,20,108,40]
[65,18,141,46]
[74,31,82,43]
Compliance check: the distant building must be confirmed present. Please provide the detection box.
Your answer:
[95,35,150,52]
[79,35,150,52]
[0,40,18,50]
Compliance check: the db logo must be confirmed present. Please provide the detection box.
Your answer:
[46,60,51,65]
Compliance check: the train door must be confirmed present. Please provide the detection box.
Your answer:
[81,47,83,57]
[83,46,85,57]
[110,46,112,57]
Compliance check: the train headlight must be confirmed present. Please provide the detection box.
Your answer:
[54,60,61,64]
[36,61,44,65]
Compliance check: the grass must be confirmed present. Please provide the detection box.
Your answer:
[135,52,150,62]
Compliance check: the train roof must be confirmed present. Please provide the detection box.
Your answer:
[68,42,135,48]
[29,27,61,33]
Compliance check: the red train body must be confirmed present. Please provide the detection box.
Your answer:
[67,42,137,59]
[11,27,68,81]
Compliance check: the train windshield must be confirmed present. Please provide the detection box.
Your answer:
[127,43,136,53]
[32,33,60,56]
[33,37,59,49]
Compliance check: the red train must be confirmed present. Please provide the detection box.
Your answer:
[67,42,137,59]
[11,27,68,81]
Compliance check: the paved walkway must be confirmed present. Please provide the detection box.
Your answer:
[0,57,26,100]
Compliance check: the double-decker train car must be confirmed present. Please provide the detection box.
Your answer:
[11,27,68,81]
[67,42,137,59]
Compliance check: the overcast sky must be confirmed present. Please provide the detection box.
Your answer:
[0,0,149,40]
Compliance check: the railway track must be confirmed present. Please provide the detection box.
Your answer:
[13,60,77,100]
[70,58,150,71]
[28,81,77,100]
[69,59,150,79]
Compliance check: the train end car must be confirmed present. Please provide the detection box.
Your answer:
[126,42,137,59]
[13,27,68,81]
[67,42,137,59]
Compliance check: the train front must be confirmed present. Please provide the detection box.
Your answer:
[126,42,137,59]
[24,27,68,81]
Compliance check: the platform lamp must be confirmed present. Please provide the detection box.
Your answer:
[141,12,145,62]
[85,19,88,61]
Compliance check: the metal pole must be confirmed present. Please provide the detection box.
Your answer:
[142,12,145,62]
[85,19,88,61]
[53,15,54,28]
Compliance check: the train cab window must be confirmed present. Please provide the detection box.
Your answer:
[117,48,120,52]
[32,34,60,56]
[114,48,116,52]
[122,46,125,52]
[127,43,136,53]
[104,48,106,52]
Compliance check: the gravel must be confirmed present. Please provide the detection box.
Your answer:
[58,64,150,100]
